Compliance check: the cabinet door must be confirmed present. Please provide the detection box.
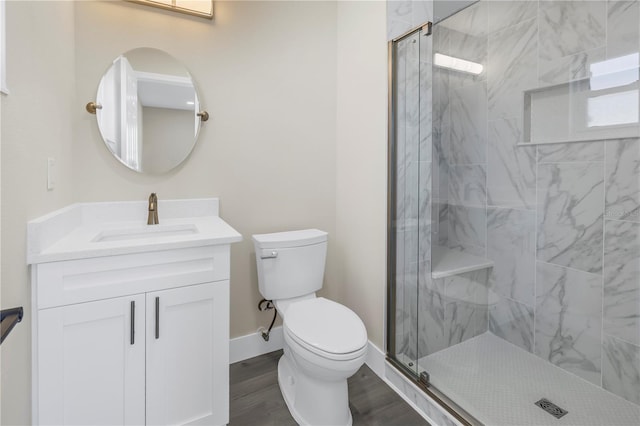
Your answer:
[37,294,146,425]
[146,281,229,426]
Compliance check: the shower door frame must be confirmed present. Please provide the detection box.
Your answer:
[385,22,479,426]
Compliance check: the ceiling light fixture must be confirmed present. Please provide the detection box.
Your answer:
[128,0,213,20]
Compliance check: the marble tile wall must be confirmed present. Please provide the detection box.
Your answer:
[432,4,490,257]
[387,0,433,41]
[487,207,535,352]
[536,156,604,274]
[390,0,640,406]
[443,269,489,348]
[535,261,603,385]
[418,268,489,358]
[458,0,638,406]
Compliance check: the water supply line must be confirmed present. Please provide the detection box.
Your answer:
[258,299,277,342]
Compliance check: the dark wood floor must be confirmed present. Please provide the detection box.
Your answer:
[230,350,430,426]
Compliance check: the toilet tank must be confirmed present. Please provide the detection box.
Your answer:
[252,229,327,300]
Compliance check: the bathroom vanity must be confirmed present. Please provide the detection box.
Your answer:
[27,198,241,425]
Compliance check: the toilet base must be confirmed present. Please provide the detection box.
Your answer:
[278,354,353,426]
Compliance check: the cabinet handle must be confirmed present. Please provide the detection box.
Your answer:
[155,297,160,339]
[130,301,135,345]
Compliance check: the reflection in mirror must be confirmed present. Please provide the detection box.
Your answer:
[95,48,202,174]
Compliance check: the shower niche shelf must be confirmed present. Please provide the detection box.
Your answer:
[431,246,493,279]
[522,71,640,145]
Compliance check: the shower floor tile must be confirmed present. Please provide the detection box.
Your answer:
[418,333,640,426]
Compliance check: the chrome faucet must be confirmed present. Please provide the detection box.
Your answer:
[148,193,159,225]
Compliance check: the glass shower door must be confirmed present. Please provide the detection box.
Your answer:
[390,1,640,425]
[389,25,433,378]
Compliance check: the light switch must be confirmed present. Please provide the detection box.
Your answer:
[47,157,56,190]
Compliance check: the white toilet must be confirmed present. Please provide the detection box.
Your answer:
[252,229,368,426]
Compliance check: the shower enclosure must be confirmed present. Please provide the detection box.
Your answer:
[388,1,640,424]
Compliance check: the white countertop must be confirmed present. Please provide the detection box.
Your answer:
[27,198,242,264]
[431,246,494,279]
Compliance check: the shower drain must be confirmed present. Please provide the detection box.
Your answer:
[535,398,568,419]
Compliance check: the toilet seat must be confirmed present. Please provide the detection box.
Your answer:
[283,297,367,361]
[284,327,367,362]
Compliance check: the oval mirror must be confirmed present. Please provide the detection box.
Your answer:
[94,48,204,174]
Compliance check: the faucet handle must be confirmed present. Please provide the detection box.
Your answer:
[148,193,157,210]
[148,193,159,225]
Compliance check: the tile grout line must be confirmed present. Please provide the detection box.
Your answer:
[533,0,541,356]
[603,216,640,225]
[532,176,538,349]
[601,135,607,389]
[602,332,640,350]
[537,160,605,165]
[484,2,490,335]
[535,259,603,278]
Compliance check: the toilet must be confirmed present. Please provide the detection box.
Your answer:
[252,229,368,426]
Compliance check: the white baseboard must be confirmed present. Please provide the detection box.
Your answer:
[229,326,284,364]
[363,343,432,423]
[365,340,386,378]
[364,342,462,426]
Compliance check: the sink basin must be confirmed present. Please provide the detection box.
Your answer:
[92,224,198,243]
[27,198,243,264]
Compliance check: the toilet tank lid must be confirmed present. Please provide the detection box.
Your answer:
[252,229,327,249]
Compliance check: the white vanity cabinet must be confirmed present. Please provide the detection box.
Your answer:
[145,282,229,426]
[28,199,241,426]
[37,293,147,425]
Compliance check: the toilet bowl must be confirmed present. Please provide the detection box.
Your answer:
[279,297,367,425]
[252,230,368,426]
